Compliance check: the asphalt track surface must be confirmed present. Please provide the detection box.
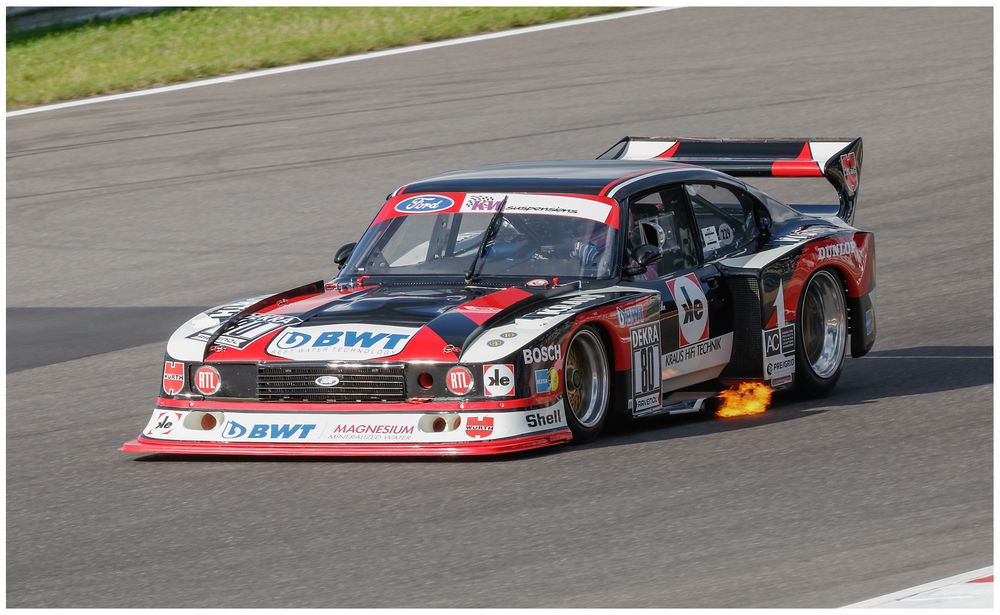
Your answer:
[6,7,993,607]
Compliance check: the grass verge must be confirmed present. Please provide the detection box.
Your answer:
[7,6,624,109]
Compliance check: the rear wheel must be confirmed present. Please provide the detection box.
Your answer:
[795,269,848,397]
[563,326,610,443]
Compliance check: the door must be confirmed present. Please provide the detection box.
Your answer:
[621,184,733,394]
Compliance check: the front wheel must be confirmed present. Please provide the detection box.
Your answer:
[563,326,610,443]
[795,268,848,397]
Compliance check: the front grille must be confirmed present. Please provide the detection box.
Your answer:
[257,363,406,402]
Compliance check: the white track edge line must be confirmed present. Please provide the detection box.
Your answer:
[842,566,993,608]
[7,6,679,118]
[861,355,991,359]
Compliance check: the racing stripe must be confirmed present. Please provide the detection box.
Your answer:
[772,142,823,177]
[266,284,373,317]
[388,326,456,363]
[426,287,534,349]
[452,287,533,325]
[655,142,680,158]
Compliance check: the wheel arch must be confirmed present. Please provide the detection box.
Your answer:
[808,263,875,358]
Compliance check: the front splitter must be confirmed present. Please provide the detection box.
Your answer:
[121,430,572,457]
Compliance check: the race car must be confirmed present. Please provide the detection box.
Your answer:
[121,136,875,457]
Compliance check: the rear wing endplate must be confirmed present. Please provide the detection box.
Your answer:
[598,137,863,224]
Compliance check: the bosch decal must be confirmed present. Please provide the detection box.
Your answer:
[667,274,709,347]
[483,364,515,397]
[522,343,562,365]
[394,195,454,214]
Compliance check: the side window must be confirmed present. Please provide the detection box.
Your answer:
[685,183,759,260]
[625,185,700,278]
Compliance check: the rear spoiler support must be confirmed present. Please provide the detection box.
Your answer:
[598,137,863,224]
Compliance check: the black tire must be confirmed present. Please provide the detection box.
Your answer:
[562,326,611,443]
[794,268,848,398]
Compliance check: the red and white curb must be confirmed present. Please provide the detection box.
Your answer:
[845,566,993,608]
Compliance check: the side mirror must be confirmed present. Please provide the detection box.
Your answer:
[334,242,357,269]
[624,244,662,276]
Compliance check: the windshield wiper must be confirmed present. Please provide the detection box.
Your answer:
[465,195,509,284]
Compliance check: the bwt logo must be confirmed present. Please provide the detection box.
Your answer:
[617,303,645,326]
[275,329,410,351]
[222,420,317,440]
[394,195,454,213]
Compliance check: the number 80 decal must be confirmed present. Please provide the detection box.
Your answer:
[630,322,662,415]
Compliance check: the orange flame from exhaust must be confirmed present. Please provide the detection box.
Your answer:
[716,382,773,418]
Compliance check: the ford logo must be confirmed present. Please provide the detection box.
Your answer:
[315,375,341,387]
[394,195,454,214]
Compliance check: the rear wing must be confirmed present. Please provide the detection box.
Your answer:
[598,137,863,224]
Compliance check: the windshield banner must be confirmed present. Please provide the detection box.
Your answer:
[376,192,619,228]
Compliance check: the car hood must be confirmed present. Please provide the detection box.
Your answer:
[165,281,622,364]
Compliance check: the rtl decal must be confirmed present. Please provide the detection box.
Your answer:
[446,366,474,396]
[194,365,222,395]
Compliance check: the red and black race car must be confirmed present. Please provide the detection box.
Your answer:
[121,136,875,457]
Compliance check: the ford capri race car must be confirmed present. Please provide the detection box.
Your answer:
[122,137,875,457]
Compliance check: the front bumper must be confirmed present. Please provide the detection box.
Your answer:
[120,398,571,457]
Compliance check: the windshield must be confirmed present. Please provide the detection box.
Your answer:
[342,209,619,279]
